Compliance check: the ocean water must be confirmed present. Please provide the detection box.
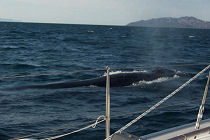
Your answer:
[0,22,210,140]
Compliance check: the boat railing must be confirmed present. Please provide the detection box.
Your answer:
[1,63,209,140]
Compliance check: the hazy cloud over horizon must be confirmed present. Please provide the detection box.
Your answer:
[0,0,209,25]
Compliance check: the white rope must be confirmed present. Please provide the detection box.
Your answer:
[195,72,210,130]
[92,115,106,128]
[41,116,105,140]
[107,65,210,140]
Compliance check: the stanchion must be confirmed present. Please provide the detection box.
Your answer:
[106,66,111,139]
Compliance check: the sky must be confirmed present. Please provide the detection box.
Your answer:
[0,0,210,25]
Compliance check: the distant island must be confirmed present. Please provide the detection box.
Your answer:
[127,16,210,29]
[0,18,20,22]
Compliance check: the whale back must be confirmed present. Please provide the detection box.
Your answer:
[109,72,149,87]
[6,69,187,90]
[152,69,176,78]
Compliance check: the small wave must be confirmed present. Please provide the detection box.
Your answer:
[62,37,80,42]
[132,75,179,86]
[2,45,27,50]
[0,133,10,140]
[87,30,94,33]
[2,45,19,49]
[89,85,97,87]
[0,63,40,69]
[188,35,195,38]
[9,30,25,34]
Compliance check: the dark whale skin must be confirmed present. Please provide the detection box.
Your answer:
[8,69,192,90]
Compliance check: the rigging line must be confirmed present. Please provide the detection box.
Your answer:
[11,97,210,140]
[195,72,210,130]
[108,65,210,139]
[0,68,106,80]
[201,72,210,106]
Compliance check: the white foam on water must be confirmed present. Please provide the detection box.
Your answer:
[102,70,148,76]
[3,45,20,49]
[87,30,94,33]
[132,74,180,86]
[89,85,97,87]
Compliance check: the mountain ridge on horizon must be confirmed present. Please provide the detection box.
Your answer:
[127,16,210,29]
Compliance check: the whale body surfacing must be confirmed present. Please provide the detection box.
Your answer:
[9,69,192,90]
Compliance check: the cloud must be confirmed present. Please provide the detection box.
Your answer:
[16,0,44,5]
[15,0,94,7]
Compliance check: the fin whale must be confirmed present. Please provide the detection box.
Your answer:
[8,69,192,90]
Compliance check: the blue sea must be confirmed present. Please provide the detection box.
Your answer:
[0,22,210,140]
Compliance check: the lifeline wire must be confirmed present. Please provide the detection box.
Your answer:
[111,62,210,71]
[41,117,105,140]
[0,68,106,80]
